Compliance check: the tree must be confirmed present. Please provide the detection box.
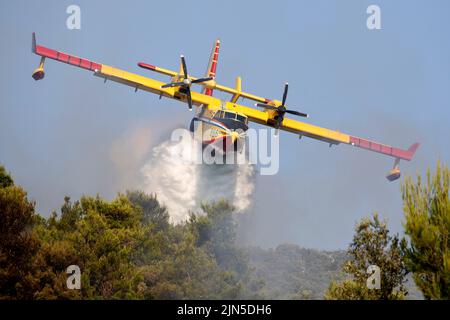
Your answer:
[188,200,265,299]
[0,177,40,299]
[32,194,147,299]
[188,200,248,276]
[138,229,242,300]
[0,165,14,188]
[325,213,408,300]
[126,190,169,231]
[0,172,254,300]
[402,161,450,299]
[0,164,266,300]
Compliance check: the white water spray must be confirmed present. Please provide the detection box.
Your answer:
[140,132,255,223]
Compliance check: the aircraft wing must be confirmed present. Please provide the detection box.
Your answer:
[280,116,419,161]
[229,102,419,162]
[31,33,216,107]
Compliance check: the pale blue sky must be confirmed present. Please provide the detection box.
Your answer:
[1,0,449,249]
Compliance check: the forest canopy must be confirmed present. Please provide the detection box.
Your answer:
[0,162,448,300]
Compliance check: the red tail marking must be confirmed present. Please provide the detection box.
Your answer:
[204,39,220,96]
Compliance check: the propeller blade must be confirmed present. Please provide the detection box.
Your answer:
[191,77,214,84]
[186,86,193,110]
[256,103,278,110]
[285,110,308,117]
[282,83,288,106]
[161,81,185,88]
[275,115,284,127]
[181,55,188,78]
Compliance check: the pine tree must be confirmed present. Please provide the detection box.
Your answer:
[402,161,450,299]
[325,213,408,300]
[0,168,40,299]
[0,165,14,188]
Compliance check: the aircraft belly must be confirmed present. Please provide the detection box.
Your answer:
[190,117,244,154]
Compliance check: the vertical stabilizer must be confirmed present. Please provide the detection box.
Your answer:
[203,39,220,96]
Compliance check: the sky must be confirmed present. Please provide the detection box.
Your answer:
[0,0,449,250]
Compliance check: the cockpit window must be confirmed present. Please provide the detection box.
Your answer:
[213,111,246,124]
[224,112,236,120]
[237,115,247,123]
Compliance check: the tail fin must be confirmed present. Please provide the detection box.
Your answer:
[203,39,220,96]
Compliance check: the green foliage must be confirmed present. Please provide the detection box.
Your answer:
[195,200,249,276]
[0,165,256,300]
[402,160,450,299]
[137,230,241,299]
[126,190,169,230]
[325,213,408,300]
[0,184,40,299]
[325,279,374,300]
[0,165,14,188]
[32,195,146,299]
[188,200,263,299]
[1,162,438,300]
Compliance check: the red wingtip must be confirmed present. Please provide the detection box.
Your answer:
[406,143,420,160]
[408,142,420,154]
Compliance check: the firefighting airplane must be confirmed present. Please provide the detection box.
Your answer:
[31,33,419,181]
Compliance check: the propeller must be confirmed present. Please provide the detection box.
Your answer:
[161,55,213,110]
[256,83,308,135]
